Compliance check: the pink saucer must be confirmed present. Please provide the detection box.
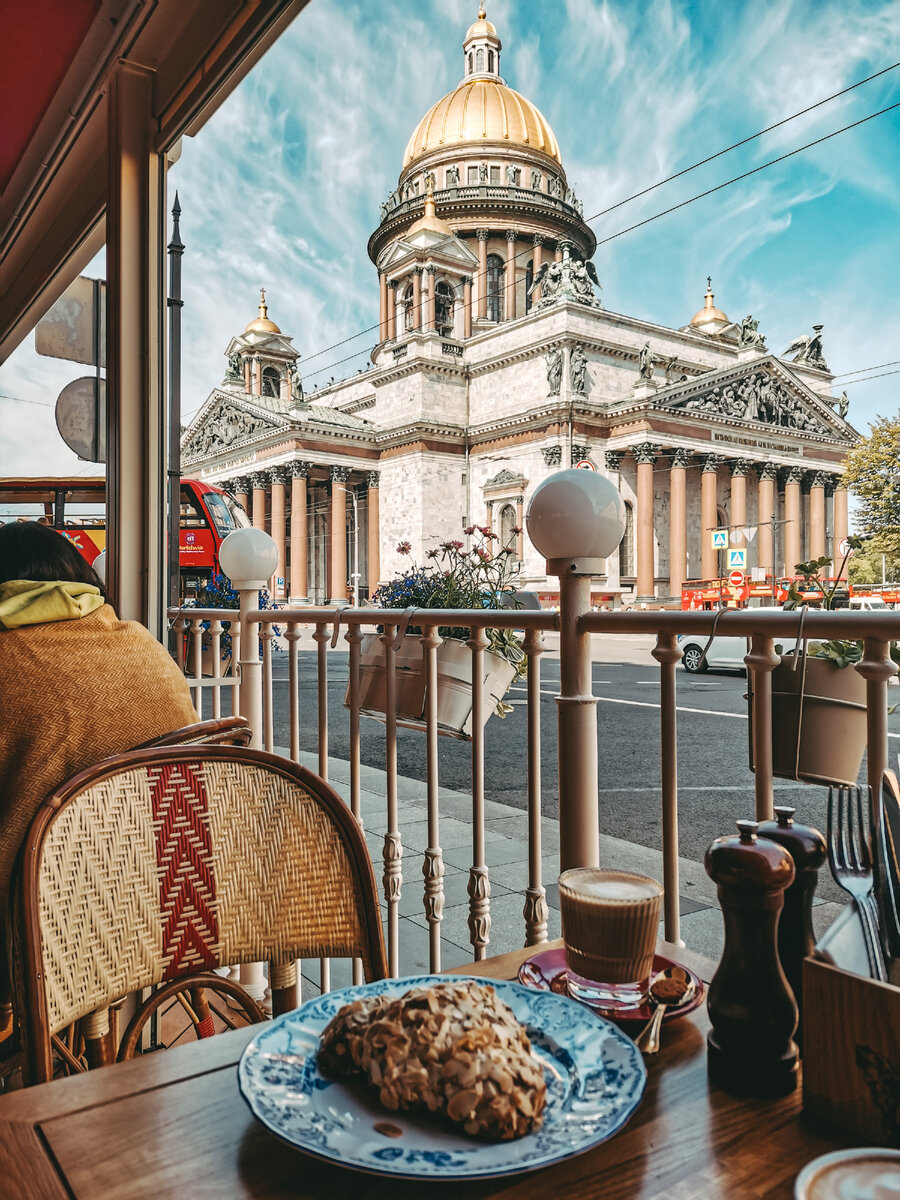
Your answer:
[518,947,704,1025]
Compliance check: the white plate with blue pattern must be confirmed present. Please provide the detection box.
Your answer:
[238,973,647,1181]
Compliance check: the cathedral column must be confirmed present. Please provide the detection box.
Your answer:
[254,357,262,396]
[516,494,525,560]
[756,463,777,578]
[270,467,288,598]
[366,472,380,597]
[554,243,563,263]
[668,449,690,598]
[809,471,827,561]
[290,462,309,601]
[462,276,473,338]
[425,265,436,331]
[485,499,494,536]
[232,476,250,519]
[476,229,489,319]
[604,452,622,586]
[700,455,721,580]
[330,466,350,603]
[633,443,657,601]
[243,358,251,393]
[784,467,804,576]
[532,234,544,282]
[250,472,268,533]
[387,280,397,341]
[379,272,388,342]
[834,480,849,551]
[730,459,749,562]
[412,268,422,331]
[505,230,517,320]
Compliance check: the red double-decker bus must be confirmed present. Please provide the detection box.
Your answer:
[0,477,249,592]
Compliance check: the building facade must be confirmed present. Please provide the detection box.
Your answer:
[182,7,856,605]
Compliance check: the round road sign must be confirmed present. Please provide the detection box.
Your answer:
[574,459,595,471]
[728,570,745,587]
[838,538,854,557]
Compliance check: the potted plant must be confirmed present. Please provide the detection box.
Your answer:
[188,573,280,676]
[749,539,870,786]
[349,527,527,739]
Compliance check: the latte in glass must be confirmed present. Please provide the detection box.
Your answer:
[558,868,663,1009]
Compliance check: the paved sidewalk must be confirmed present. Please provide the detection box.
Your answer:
[287,748,843,995]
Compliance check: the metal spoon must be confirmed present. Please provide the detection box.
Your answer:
[634,966,695,1054]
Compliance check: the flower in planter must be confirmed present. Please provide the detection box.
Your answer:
[190,573,282,660]
[373,529,527,699]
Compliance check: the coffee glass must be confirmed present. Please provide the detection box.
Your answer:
[558,868,663,1009]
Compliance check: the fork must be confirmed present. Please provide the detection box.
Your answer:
[827,786,888,983]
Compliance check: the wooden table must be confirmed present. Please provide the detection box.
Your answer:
[0,940,846,1199]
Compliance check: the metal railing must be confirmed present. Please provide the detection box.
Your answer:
[169,596,900,982]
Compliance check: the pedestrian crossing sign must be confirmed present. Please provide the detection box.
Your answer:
[711,530,728,549]
[727,548,747,569]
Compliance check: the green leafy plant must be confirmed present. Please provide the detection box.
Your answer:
[190,572,281,659]
[373,528,527,701]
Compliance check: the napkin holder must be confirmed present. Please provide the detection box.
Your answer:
[802,905,900,1147]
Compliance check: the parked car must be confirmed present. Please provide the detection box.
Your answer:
[678,607,798,674]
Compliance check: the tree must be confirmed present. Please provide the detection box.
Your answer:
[847,536,900,585]
[843,414,900,557]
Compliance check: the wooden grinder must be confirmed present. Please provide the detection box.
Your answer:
[705,819,799,1097]
[757,805,827,1051]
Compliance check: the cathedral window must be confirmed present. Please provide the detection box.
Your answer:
[403,284,415,332]
[486,254,504,322]
[468,165,479,185]
[619,503,635,578]
[468,51,473,74]
[490,165,500,184]
[500,504,517,553]
[435,281,454,337]
[476,47,484,71]
[262,366,281,398]
[488,49,494,72]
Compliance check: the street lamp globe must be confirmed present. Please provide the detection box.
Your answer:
[526,468,625,576]
[92,550,107,585]
[218,527,278,588]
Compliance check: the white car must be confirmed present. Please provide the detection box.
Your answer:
[678,608,798,674]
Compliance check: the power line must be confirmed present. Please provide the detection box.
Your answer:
[594,98,900,249]
[296,63,900,378]
[833,358,900,379]
[840,366,900,387]
[584,61,900,224]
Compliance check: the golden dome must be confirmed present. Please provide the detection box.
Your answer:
[466,15,498,40]
[689,279,730,332]
[403,78,561,168]
[244,288,281,334]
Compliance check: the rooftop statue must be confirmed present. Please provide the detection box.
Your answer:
[533,244,602,311]
[836,390,849,419]
[783,324,828,372]
[225,351,243,382]
[738,314,766,349]
[638,341,654,382]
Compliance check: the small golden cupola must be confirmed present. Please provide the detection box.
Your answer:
[244,287,282,334]
[689,278,731,336]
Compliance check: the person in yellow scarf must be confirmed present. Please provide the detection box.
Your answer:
[0,522,198,1043]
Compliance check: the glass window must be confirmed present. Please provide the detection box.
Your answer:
[476,47,484,71]
[490,165,500,184]
[262,366,280,398]
[486,254,504,322]
[488,50,494,72]
[468,165,478,185]
[619,504,635,577]
[500,504,517,551]
[204,489,249,538]
[403,284,415,331]
[179,490,208,530]
[435,282,454,336]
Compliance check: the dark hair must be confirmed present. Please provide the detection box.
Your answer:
[0,522,105,592]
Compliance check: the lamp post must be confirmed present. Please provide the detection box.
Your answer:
[218,526,278,750]
[526,469,625,871]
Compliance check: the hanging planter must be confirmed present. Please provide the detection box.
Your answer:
[748,651,867,787]
[348,633,517,740]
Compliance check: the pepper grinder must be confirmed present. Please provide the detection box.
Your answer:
[704,819,799,1097]
[757,805,827,1052]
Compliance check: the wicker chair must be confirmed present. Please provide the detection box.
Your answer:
[10,745,387,1085]
[132,715,252,748]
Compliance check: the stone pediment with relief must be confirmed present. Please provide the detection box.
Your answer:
[378,233,477,272]
[655,360,852,442]
[182,398,286,462]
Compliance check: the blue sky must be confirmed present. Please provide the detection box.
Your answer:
[2,0,899,480]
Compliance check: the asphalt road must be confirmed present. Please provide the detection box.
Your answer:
[265,651,900,885]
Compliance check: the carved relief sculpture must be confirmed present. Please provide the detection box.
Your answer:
[542,445,562,467]
[533,244,601,311]
[183,401,271,459]
[662,369,832,435]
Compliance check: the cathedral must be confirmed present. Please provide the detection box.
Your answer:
[182,6,857,606]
